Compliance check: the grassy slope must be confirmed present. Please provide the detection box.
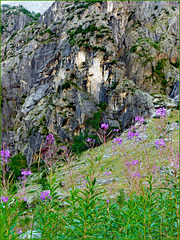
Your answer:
[26,108,179,201]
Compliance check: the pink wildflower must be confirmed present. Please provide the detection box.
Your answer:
[101,123,109,130]
[1,196,8,203]
[113,129,120,132]
[21,169,31,176]
[113,138,122,145]
[40,190,51,201]
[155,139,166,149]
[16,228,22,234]
[156,107,166,117]
[1,149,11,164]
[85,138,92,142]
[135,116,145,124]
[132,172,141,177]
[46,134,55,144]
[127,131,140,140]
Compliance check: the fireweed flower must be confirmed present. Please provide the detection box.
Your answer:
[17,192,27,202]
[46,133,55,144]
[16,228,22,234]
[155,139,166,149]
[85,138,92,142]
[113,138,122,145]
[135,116,145,124]
[131,160,139,165]
[6,166,10,172]
[1,196,8,203]
[132,172,141,177]
[127,130,140,140]
[156,107,166,117]
[1,149,11,164]
[40,190,51,201]
[21,169,32,176]
[113,129,119,132]
[105,171,111,176]
[61,146,68,151]
[126,160,139,166]
[101,123,109,130]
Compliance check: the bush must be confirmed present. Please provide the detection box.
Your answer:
[130,45,137,53]
[110,59,117,64]
[71,132,99,154]
[161,79,168,87]
[86,111,102,130]
[156,60,164,71]
[71,132,89,154]
[35,13,41,18]
[2,4,9,7]
[1,25,6,34]
[66,102,76,111]
[9,153,27,180]
[44,28,53,34]
[97,102,108,111]
[110,81,119,90]
[62,82,71,90]
[96,33,104,39]
[170,61,179,68]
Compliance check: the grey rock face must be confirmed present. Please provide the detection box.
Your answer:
[21,84,49,115]
[1,5,36,41]
[106,80,154,130]
[1,1,179,163]
[170,81,179,103]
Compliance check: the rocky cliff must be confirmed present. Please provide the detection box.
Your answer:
[1,1,179,164]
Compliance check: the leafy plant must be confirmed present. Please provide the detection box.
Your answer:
[9,153,27,181]
[86,111,102,130]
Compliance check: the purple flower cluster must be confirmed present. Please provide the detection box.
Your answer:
[1,196,8,203]
[17,192,27,202]
[16,228,22,234]
[105,171,111,176]
[106,199,110,203]
[135,116,145,124]
[132,171,141,177]
[113,138,122,145]
[1,149,11,165]
[46,133,55,144]
[126,160,139,166]
[156,107,166,117]
[127,131,140,140]
[21,169,32,176]
[40,190,51,201]
[113,129,120,132]
[85,138,95,143]
[61,146,68,151]
[155,139,166,149]
[85,138,92,142]
[82,175,88,183]
[101,123,109,130]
